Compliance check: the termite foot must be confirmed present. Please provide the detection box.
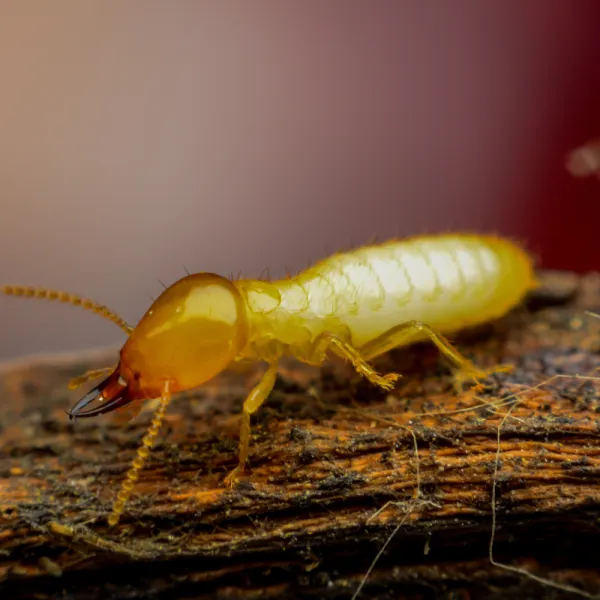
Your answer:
[377,372,401,391]
[223,465,246,489]
[453,363,514,395]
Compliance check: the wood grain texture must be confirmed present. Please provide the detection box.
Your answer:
[1,270,600,599]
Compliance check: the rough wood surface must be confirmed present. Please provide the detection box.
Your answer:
[1,270,600,599]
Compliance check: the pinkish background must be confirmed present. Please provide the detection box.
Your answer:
[1,1,600,361]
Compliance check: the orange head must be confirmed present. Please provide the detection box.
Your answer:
[67,273,249,419]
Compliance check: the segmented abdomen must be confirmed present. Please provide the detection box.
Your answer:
[283,234,536,348]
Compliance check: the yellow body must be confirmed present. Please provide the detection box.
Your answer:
[236,233,536,363]
[2,232,537,526]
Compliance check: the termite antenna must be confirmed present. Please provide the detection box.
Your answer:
[68,366,117,390]
[2,285,133,335]
[107,381,173,528]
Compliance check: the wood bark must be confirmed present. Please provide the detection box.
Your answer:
[1,270,600,599]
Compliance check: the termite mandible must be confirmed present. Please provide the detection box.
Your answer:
[2,233,537,526]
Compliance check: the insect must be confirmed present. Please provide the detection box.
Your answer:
[2,233,537,527]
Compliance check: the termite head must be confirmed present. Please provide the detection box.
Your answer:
[67,273,249,418]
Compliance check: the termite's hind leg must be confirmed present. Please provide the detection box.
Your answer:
[224,361,279,489]
[308,332,401,391]
[359,320,513,393]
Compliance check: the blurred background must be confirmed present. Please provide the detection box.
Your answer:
[1,1,600,361]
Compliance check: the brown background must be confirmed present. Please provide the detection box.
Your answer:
[1,1,600,361]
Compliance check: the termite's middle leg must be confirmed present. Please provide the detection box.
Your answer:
[308,331,401,391]
[359,320,513,392]
[224,361,279,488]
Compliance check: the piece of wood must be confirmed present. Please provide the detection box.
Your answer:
[1,271,600,599]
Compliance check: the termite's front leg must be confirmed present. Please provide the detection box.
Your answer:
[224,361,279,488]
[359,320,513,393]
[308,331,401,391]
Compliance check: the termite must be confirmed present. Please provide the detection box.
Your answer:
[2,233,537,527]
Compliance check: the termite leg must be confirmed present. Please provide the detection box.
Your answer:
[224,361,279,488]
[308,331,401,390]
[359,320,513,392]
[107,381,173,528]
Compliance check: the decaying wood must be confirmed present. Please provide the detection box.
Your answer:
[1,270,600,599]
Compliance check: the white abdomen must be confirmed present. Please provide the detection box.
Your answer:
[278,234,536,348]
